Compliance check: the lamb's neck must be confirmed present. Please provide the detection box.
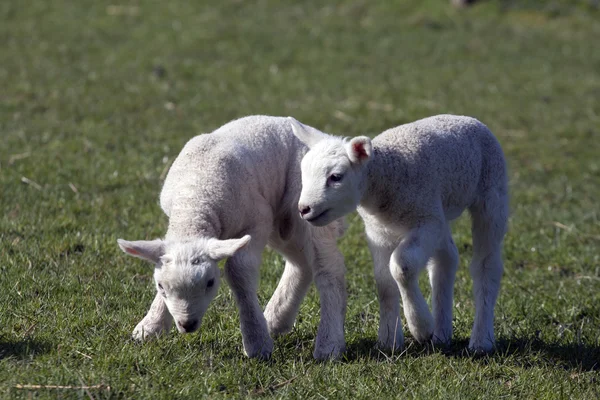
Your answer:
[359,151,390,211]
[165,207,221,241]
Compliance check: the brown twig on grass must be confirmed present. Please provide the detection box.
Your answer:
[20,177,42,190]
[15,384,110,391]
[74,350,93,360]
[252,375,298,395]
[552,221,600,241]
[21,322,37,338]
[8,152,31,165]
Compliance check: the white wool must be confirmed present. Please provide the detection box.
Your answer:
[291,114,508,353]
[118,116,347,360]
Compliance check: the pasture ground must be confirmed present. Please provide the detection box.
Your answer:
[1,0,599,398]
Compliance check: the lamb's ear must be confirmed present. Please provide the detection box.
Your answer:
[117,239,165,264]
[287,117,326,149]
[207,235,251,261]
[345,136,373,165]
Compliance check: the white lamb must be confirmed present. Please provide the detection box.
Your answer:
[289,114,508,353]
[117,116,347,360]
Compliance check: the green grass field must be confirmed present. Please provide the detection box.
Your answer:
[1,0,599,398]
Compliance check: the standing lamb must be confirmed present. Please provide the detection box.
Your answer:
[289,114,508,353]
[117,116,347,360]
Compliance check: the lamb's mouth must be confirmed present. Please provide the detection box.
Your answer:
[305,209,330,223]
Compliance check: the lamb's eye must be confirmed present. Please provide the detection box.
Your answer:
[329,173,343,182]
[157,283,164,290]
[207,278,215,288]
[191,257,201,265]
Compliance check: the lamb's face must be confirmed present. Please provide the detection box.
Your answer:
[287,117,373,227]
[155,241,221,333]
[118,235,251,334]
[298,141,362,226]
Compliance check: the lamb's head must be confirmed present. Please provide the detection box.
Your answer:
[117,235,251,333]
[289,117,372,227]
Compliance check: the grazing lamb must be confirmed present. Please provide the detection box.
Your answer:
[289,114,508,353]
[118,116,347,360]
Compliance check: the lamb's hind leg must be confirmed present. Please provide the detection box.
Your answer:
[427,232,459,346]
[391,221,443,344]
[225,239,273,359]
[468,194,507,353]
[264,255,313,337]
[469,244,503,353]
[132,292,173,340]
[366,232,403,351]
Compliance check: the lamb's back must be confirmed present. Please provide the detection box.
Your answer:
[371,115,504,219]
[160,116,305,235]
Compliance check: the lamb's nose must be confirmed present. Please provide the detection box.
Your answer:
[179,319,198,333]
[299,205,311,216]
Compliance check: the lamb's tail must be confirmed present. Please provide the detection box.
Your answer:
[470,187,508,258]
[469,127,509,264]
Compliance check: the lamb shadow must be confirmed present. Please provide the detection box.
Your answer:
[490,337,600,372]
[434,337,600,372]
[0,338,52,360]
[343,336,600,372]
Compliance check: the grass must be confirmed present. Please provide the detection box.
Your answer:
[1,0,599,398]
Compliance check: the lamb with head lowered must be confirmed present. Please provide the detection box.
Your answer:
[289,114,508,353]
[118,115,347,360]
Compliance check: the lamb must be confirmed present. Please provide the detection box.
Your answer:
[289,114,508,353]
[117,116,348,360]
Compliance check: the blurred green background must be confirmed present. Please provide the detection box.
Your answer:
[1,1,599,398]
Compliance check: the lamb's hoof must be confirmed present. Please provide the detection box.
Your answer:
[313,340,345,361]
[432,332,452,348]
[410,327,434,344]
[407,316,434,344]
[377,331,404,352]
[243,348,272,360]
[132,320,169,341]
[468,338,495,356]
[243,338,274,360]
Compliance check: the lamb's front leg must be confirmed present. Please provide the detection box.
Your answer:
[132,292,173,340]
[390,221,443,344]
[225,248,273,360]
[312,242,347,360]
[427,233,459,346]
[366,233,403,351]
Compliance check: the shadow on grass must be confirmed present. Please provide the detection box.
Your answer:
[0,338,52,360]
[342,336,600,371]
[159,329,600,372]
[432,337,600,372]
[493,337,600,372]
